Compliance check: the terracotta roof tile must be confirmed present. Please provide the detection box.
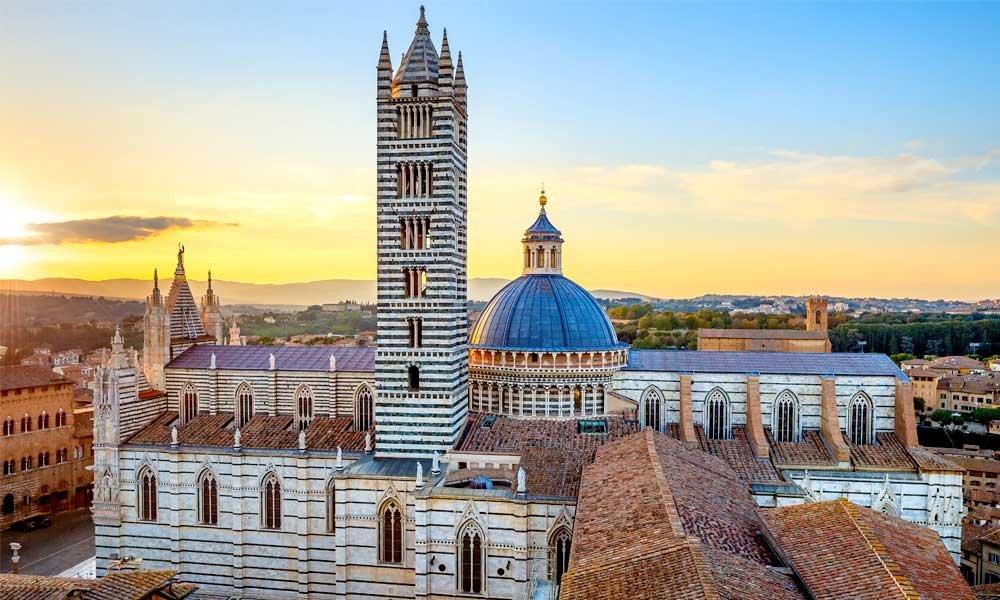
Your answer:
[0,569,195,600]
[0,365,72,392]
[850,433,918,471]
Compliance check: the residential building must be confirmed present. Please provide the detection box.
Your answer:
[1,365,94,530]
[939,375,1000,413]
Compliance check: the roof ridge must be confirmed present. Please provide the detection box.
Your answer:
[645,430,686,537]
[837,499,921,600]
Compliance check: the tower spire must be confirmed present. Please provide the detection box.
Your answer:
[438,28,453,92]
[416,5,428,33]
[153,268,159,291]
[377,30,393,99]
[454,51,467,105]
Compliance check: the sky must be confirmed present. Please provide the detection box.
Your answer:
[1,1,998,300]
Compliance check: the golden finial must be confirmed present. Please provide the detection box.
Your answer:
[539,184,547,207]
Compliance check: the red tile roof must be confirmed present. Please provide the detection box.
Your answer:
[764,499,974,600]
[0,365,72,392]
[126,410,370,451]
[0,569,195,600]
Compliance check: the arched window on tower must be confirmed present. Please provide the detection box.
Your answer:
[549,526,572,588]
[378,500,404,564]
[295,385,314,432]
[261,472,281,530]
[642,387,663,432]
[704,388,731,440]
[848,392,874,445]
[772,390,800,443]
[457,520,485,595]
[355,385,373,431]
[138,466,157,521]
[199,469,218,525]
[181,384,199,425]
[235,383,254,430]
[408,366,420,391]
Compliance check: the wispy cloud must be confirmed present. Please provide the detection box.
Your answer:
[0,215,236,246]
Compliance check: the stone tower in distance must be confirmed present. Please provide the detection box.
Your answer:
[806,296,829,333]
[375,6,469,457]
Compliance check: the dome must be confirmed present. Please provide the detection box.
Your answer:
[470,274,623,351]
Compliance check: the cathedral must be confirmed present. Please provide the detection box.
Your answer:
[91,7,969,599]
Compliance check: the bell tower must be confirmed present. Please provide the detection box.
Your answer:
[375,6,469,457]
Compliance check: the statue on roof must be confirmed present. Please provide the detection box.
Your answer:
[177,243,185,268]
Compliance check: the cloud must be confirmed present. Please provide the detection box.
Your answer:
[0,215,236,246]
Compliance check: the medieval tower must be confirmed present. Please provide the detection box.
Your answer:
[375,6,469,457]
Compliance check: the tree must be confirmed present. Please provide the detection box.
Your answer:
[913,397,925,413]
[930,409,954,425]
[900,336,915,355]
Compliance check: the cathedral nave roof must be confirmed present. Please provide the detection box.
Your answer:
[166,344,375,372]
[626,349,908,380]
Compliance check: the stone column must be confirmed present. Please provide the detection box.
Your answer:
[679,375,697,442]
[895,379,918,447]
[820,377,851,463]
[744,376,769,457]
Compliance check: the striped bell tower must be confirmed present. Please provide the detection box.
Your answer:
[375,6,469,457]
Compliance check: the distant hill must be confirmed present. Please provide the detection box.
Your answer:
[591,289,659,302]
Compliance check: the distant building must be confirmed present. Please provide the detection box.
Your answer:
[938,374,1000,412]
[321,301,362,312]
[832,301,850,312]
[53,363,96,390]
[697,296,831,352]
[1,365,93,530]
[20,353,52,367]
[908,367,949,410]
[52,349,82,367]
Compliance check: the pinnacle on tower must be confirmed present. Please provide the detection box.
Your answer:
[377,30,393,99]
[454,51,467,105]
[438,28,453,93]
[392,5,439,96]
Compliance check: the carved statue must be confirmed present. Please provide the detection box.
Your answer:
[517,466,527,494]
[415,461,424,488]
[210,353,217,369]
[364,432,372,453]
[269,353,276,370]
[298,429,306,451]
[234,428,241,448]
[171,425,178,446]
[336,446,344,470]
[431,450,440,474]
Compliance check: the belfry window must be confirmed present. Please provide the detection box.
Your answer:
[772,390,800,443]
[408,366,420,391]
[138,467,157,522]
[397,162,433,198]
[848,392,874,445]
[457,521,485,594]
[403,267,428,299]
[704,388,731,440]
[407,317,423,348]
[379,500,404,564]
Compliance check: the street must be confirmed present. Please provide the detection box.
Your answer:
[0,509,94,575]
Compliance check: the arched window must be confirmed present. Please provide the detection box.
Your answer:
[326,480,336,533]
[21,414,31,433]
[704,388,731,440]
[295,385,313,432]
[38,412,48,430]
[2,417,13,436]
[457,521,485,595]
[642,387,663,432]
[199,470,218,525]
[772,390,800,443]
[21,456,32,471]
[235,383,254,430]
[549,526,572,587]
[261,472,281,530]
[2,494,13,515]
[138,467,157,521]
[848,392,874,445]
[181,384,199,425]
[378,500,403,564]
[3,459,14,476]
[55,410,66,427]
[355,385,374,431]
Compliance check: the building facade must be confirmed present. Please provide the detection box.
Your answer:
[2,365,93,529]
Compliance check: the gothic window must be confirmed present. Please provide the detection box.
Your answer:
[3,459,14,476]
[2,417,12,436]
[55,410,66,427]
[772,390,800,443]
[457,521,485,595]
[378,500,404,564]
[21,456,32,471]
[355,385,373,431]
[2,494,13,515]
[848,392,874,445]
[181,384,199,425]
[326,480,336,533]
[38,452,49,467]
[138,467,157,521]
[704,388,731,440]
[235,383,254,430]
[37,412,47,430]
[21,414,31,433]
[295,385,314,432]
[199,470,218,525]
[642,387,663,432]
[408,366,420,391]
[261,472,281,530]
[549,526,572,587]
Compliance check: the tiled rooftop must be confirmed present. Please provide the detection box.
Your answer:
[0,569,195,600]
[127,410,370,452]
[0,365,72,392]
[166,344,375,372]
[764,498,974,600]
[698,328,829,340]
[626,349,907,379]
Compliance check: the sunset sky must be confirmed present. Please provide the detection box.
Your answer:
[1,1,998,300]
